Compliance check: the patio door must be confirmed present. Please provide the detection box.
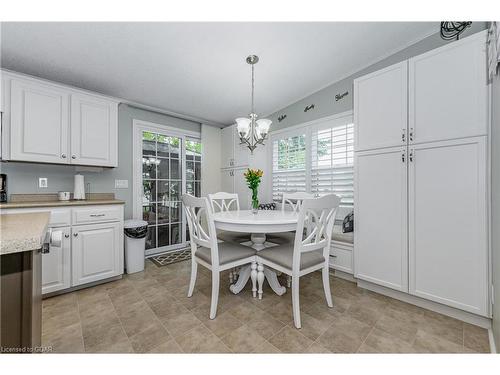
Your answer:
[134,121,201,256]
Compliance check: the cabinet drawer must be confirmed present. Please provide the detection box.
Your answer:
[72,205,122,224]
[329,245,353,274]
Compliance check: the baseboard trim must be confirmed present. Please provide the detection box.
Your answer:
[331,269,356,282]
[42,275,123,299]
[357,279,492,329]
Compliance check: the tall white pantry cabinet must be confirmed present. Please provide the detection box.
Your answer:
[353,31,490,317]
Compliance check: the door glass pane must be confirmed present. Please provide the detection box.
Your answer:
[158,225,170,247]
[142,181,156,204]
[145,226,156,250]
[141,131,185,252]
[157,158,169,179]
[186,161,195,180]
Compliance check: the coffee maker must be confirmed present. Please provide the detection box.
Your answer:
[0,174,6,203]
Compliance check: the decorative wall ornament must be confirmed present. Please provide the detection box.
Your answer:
[278,114,287,122]
[440,22,472,40]
[335,91,349,102]
[304,104,315,112]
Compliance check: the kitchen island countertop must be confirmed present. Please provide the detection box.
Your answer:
[0,212,50,255]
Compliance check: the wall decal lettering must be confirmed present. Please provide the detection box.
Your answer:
[304,104,315,112]
[335,91,349,102]
[278,114,287,122]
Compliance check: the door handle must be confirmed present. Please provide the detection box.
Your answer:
[73,233,78,237]
[71,155,76,159]
[409,150,414,162]
[401,150,406,163]
[64,234,70,238]
[402,129,406,143]
[61,154,67,159]
[90,213,106,217]
[409,128,414,142]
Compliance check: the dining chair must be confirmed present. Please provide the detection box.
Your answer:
[183,194,257,319]
[208,192,252,283]
[256,194,340,328]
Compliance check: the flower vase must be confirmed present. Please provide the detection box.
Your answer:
[251,189,259,214]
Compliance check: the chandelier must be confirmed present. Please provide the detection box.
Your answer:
[235,55,272,154]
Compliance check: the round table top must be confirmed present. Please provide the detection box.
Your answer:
[212,210,298,233]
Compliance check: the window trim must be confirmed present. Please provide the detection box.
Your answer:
[268,111,353,206]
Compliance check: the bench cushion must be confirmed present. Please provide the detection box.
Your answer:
[333,224,354,244]
[195,242,256,265]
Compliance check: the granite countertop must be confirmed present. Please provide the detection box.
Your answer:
[0,199,125,209]
[0,212,50,255]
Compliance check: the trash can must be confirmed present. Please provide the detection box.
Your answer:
[124,219,148,274]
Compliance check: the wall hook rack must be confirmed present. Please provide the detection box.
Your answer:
[304,104,315,112]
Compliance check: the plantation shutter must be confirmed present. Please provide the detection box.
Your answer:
[311,122,354,206]
[272,133,307,202]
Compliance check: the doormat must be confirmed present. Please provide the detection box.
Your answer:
[150,248,191,267]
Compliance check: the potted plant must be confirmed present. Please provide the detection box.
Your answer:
[244,168,263,214]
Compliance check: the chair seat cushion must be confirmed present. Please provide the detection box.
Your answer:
[333,224,354,244]
[195,242,256,266]
[217,230,251,244]
[266,231,296,245]
[258,245,325,271]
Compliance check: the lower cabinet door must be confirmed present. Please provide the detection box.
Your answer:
[408,137,488,316]
[354,146,408,292]
[42,226,71,295]
[71,222,122,286]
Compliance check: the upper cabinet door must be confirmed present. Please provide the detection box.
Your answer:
[354,146,408,292]
[10,79,70,163]
[409,32,487,144]
[70,93,118,167]
[233,125,249,168]
[221,126,235,168]
[354,61,408,152]
[408,137,488,316]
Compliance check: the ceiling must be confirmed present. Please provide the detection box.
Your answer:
[1,22,437,126]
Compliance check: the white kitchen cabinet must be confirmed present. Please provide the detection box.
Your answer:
[221,126,235,168]
[354,61,407,151]
[9,78,70,163]
[233,128,249,167]
[71,221,122,286]
[408,137,488,315]
[409,32,487,144]
[2,71,119,167]
[234,168,250,209]
[71,93,118,167]
[221,169,235,193]
[354,146,408,292]
[42,226,71,294]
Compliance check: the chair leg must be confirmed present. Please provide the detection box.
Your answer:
[187,260,198,297]
[209,271,220,319]
[250,262,257,298]
[322,264,333,308]
[257,263,264,300]
[291,276,301,329]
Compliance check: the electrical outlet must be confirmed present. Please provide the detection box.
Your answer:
[38,177,48,188]
[114,179,128,189]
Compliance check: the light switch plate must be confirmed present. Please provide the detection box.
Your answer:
[115,179,129,189]
[38,177,48,188]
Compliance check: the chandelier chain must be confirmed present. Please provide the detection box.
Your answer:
[251,63,255,114]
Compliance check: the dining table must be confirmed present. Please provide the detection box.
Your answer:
[212,209,298,297]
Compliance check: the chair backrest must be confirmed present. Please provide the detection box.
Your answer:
[182,194,220,264]
[208,192,240,213]
[292,194,341,271]
[281,192,315,213]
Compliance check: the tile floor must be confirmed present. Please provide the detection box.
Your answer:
[41,260,491,353]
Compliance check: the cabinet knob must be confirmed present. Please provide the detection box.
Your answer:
[64,234,70,238]
[61,154,67,158]
[71,155,76,159]
[73,233,78,237]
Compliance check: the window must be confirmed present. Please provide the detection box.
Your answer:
[270,112,354,207]
[311,122,354,206]
[272,134,307,202]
